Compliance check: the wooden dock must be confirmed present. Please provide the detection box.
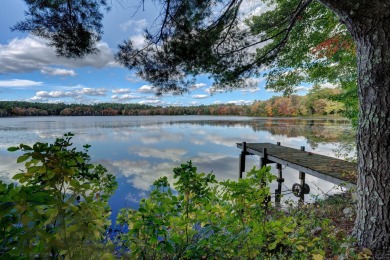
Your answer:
[237,142,357,187]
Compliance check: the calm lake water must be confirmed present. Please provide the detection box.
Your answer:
[0,116,355,220]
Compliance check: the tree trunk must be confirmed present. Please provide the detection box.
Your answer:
[354,20,390,259]
[318,1,390,258]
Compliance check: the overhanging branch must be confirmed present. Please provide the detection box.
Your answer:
[229,0,314,78]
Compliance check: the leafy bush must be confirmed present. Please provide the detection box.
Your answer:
[115,162,351,259]
[0,133,117,258]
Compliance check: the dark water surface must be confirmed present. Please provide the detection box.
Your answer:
[0,116,355,220]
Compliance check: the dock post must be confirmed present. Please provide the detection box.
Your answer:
[275,142,284,206]
[299,146,306,203]
[260,147,268,191]
[260,148,267,168]
[239,142,247,179]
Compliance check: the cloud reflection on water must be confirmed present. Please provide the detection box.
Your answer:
[129,147,188,162]
[139,132,183,144]
[0,116,355,209]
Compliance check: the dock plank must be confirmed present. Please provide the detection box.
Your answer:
[237,143,357,186]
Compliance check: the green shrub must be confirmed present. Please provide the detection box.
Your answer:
[0,133,117,259]
[115,162,351,259]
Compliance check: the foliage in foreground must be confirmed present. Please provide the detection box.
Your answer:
[114,162,354,259]
[0,135,361,259]
[0,133,117,258]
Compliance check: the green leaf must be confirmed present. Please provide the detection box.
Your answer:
[27,192,56,205]
[69,204,79,212]
[69,179,79,187]
[75,156,84,163]
[268,241,278,250]
[283,226,294,233]
[13,172,26,180]
[7,146,19,152]
[21,214,30,225]
[149,236,158,244]
[312,254,324,260]
[17,154,30,163]
[47,171,55,179]
[165,242,174,254]
[59,250,68,256]
[20,144,33,150]
[100,253,116,260]
[27,166,40,174]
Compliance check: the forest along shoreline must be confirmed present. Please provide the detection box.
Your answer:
[0,87,347,118]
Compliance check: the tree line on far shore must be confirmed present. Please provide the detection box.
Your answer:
[0,86,349,118]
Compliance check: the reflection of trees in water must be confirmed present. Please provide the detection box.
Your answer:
[332,141,357,162]
[259,118,355,149]
[91,117,356,160]
[165,118,356,158]
[260,119,355,155]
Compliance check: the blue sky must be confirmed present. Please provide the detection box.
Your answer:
[0,0,310,106]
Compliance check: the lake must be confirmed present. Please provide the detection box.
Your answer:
[0,116,355,220]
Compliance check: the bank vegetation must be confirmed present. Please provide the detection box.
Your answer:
[0,86,346,118]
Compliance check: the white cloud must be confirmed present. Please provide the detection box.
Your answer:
[28,96,47,102]
[0,36,114,74]
[130,34,147,49]
[125,191,148,203]
[40,67,76,76]
[62,84,85,90]
[126,74,142,83]
[140,132,183,144]
[119,19,147,32]
[138,99,162,105]
[204,87,225,94]
[294,86,311,91]
[36,90,74,98]
[190,83,207,90]
[0,79,43,87]
[239,1,269,16]
[190,138,206,145]
[0,155,21,183]
[146,96,160,100]
[117,94,142,100]
[190,101,200,105]
[112,88,131,94]
[213,101,222,105]
[244,77,264,85]
[110,160,175,190]
[32,87,107,100]
[192,94,209,99]
[227,100,253,105]
[76,88,106,96]
[137,85,156,93]
[242,87,260,93]
[130,147,187,162]
[109,151,241,191]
